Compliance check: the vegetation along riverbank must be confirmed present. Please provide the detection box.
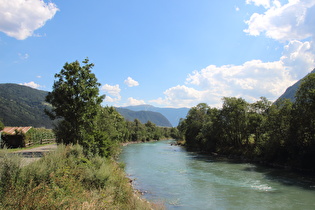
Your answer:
[0,59,171,209]
[176,71,315,172]
[0,144,161,209]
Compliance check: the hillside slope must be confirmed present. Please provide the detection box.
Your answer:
[277,68,315,102]
[0,83,53,128]
[115,107,172,127]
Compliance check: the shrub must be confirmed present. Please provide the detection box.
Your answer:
[0,144,158,209]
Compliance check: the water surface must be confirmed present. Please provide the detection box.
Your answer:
[119,140,315,209]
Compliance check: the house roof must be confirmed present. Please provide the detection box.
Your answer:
[1,127,32,135]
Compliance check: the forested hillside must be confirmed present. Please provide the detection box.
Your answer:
[0,83,53,128]
[116,107,172,127]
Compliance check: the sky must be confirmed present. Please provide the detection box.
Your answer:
[1,0,315,108]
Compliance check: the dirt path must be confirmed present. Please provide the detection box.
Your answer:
[13,144,57,166]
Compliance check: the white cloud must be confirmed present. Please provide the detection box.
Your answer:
[187,40,314,101]
[164,85,204,101]
[151,40,315,108]
[124,77,139,87]
[20,81,41,89]
[187,59,293,102]
[0,0,59,40]
[126,97,145,106]
[101,84,121,97]
[101,84,122,103]
[281,40,315,78]
[246,0,271,8]
[104,95,121,103]
[244,0,315,41]
[150,85,209,108]
[235,6,240,12]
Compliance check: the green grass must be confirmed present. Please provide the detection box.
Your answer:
[0,144,163,209]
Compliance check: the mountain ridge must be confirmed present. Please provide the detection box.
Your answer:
[277,68,315,103]
[0,83,175,128]
[121,105,189,127]
[115,107,172,127]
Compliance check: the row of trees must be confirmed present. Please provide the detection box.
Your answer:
[178,73,315,170]
[46,59,174,157]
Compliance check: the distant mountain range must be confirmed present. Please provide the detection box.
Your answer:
[121,105,189,127]
[5,71,313,130]
[277,68,315,103]
[0,83,180,128]
[115,107,172,127]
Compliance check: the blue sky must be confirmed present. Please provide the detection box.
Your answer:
[1,0,315,108]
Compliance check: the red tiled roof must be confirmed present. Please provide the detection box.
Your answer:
[1,127,32,135]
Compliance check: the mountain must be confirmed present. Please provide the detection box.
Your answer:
[0,83,53,128]
[0,83,174,128]
[115,107,172,127]
[121,105,190,127]
[277,68,315,103]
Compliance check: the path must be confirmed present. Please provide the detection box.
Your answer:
[13,144,57,166]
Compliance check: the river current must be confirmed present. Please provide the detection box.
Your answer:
[119,140,315,210]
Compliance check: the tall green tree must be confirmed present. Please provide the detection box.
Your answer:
[198,107,220,152]
[45,59,105,154]
[220,97,249,148]
[184,103,210,149]
[262,99,292,162]
[247,97,271,148]
[289,72,315,165]
[131,119,146,141]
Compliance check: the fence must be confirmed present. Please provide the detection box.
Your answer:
[25,128,56,147]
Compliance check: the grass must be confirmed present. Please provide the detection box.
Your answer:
[0,144,163,209]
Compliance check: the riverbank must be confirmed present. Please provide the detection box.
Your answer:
[0,144,159,209]
[177,140,315,175]
[121,140,159,147]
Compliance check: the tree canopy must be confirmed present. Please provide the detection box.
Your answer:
[178,72,315,170]
[45,59,105,155]
[45,59,174,157]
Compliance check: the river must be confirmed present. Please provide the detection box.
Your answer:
[119,140,315,209]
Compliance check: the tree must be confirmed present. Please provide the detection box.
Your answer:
[288,72,315,166]
[262,99,292,162]
[45,59,105,155]
[131,119,146,141]
[184,103,210,149]
[220,97,249,148]
[198,107,220,152]
[247,97,271,148]
[145,121,156,140]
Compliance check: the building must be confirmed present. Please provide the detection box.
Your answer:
[0,127,32,148]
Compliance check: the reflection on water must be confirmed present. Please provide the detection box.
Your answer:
[119,140,315,210]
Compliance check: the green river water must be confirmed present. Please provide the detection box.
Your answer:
[119,140,315,210]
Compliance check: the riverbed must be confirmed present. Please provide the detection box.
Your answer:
[119,140,315,209]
